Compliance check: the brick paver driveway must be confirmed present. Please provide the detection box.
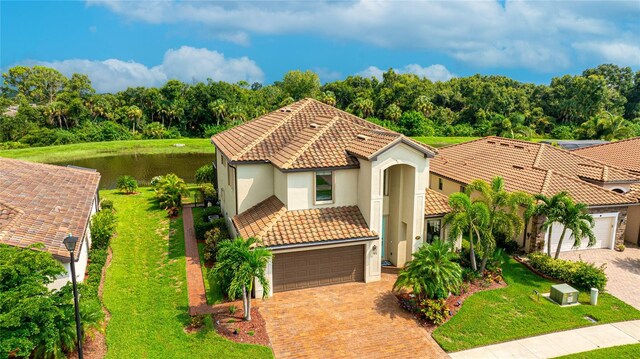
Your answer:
[560,245,640,309]
[259,272,448,359]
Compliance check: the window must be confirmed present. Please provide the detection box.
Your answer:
[228,165,235,191]
[460,185,466,193]
[221,155,226,166]
[315,171,333,203]
[383,169,389,196]
[425,219,442,243]
[438,178,443,190]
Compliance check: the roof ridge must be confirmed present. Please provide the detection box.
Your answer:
[257,206,288,239]
[231,99,312,160]
[603,166,609,182]
[541,169,553,193]
[551,169,639,203]
[533,143,545,167]
[279,115,342,169]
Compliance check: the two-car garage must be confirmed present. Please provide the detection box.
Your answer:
[272,245,365,293]
[547,213,617,252]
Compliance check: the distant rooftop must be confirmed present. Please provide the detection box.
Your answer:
[539,140,609,150]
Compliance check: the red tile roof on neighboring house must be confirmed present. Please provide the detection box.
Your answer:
[232,196,377,247]
[431,137,638,206]
[211,98,436,171]
[425,189,451,217]
[0,158,100,261]
[573,137,640,175]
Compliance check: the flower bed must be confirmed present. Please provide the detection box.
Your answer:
[212,302,271,347]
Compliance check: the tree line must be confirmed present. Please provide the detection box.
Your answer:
[1,64,639,148]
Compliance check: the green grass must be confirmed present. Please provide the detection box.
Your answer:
[0,138,213,162]
[101,189,272,358]
[432,257,640,352]
[554,343,640,358]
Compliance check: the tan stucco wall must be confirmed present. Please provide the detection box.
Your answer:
[626,205,640,245]
[273,168,288,204]
[430,173,463,195]
[286,169,359,211]
[236,163,274,213]
[216,151,237,230]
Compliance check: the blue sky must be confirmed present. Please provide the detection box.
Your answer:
[2,1,639,92]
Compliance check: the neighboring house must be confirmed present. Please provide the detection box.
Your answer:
[0,158,101,289]
[574,137,640,245]
[211,98,439,296]
[430,137,640,253]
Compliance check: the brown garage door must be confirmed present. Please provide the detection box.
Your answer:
[273,245,365,293]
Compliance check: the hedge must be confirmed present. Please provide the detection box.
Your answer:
[528,253,607,291]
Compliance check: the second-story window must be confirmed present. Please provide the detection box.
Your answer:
[383,169,389,196]
[438,178,443,191]
[315,171,333,203]
[228,165,235,191]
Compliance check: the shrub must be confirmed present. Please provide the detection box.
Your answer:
[200,183,216,199]
[100,199,114,211]
[153,173,190,214]
[0,141,28,150]
[501,240,520,254]
[142,122,180,139]
[420,298,449,325]
[116,175,138,194]
[194,221,214,240]
[228,305,237,314]
[203,227,228,262]
[189,314,206,328]
[82,249,108,298]
[90,210,116,250]
[195,164,215,184]
[528,253,607,291]
[202,206,222,217]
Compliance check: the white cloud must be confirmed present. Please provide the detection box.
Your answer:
[573,41,640,67]
[88,0,640,70]
[29,46,263,93]
[358,64,455,82]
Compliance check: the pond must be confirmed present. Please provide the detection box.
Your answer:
[52,153,214,189]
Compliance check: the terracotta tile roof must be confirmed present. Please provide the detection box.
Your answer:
[232,196,377,247]
[574,137,640,175]
[629,183,640,200]
[212,98,437,170]
[431,137,638,206]
[0,158,100,261]
[425,189,451,217]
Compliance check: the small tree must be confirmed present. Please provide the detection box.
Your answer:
[195,164,215,184]
[534,192,571,256]
[443,192,490,271]
[153,173,190,215]
[116,175,138,194]
[211,237,271,321]
[393,240,462,300]
[90,209,116,249]
[553,199,596,259]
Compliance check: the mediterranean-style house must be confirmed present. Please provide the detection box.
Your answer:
[574,137,640,245]
[0,158,100,289]
[430,137,640,253]
[211,98,444,297]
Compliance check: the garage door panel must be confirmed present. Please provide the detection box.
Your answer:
[548,216,614,252]
[273,245,364,293]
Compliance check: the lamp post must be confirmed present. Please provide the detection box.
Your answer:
[63,234,83,359]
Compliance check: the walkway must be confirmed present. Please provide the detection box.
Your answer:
[260,273,448,359]
[560,245,640,309]
[449,320,640,359]
[182,205,213,315]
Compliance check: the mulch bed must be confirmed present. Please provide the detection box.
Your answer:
[212,301,271,347]
[396,277,507,333]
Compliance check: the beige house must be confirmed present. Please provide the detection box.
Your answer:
[211,98,441,296]
[430,137,640,253]
[0,158,101,289]
[574,137,640,245]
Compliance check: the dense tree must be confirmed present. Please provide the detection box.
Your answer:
[279,70,321,100]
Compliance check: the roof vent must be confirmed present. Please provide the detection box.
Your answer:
[356,134,369,141]
[280,108,292,113]
[487,140,496,144]
[500,143,510,147]
[512,165,524,170]
[310,123,319,128]
[514,145,525,149]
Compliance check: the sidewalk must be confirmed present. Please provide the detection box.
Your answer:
[449,320,640,359]
[182,205,216,315]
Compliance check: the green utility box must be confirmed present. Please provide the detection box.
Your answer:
[550,284,579,305]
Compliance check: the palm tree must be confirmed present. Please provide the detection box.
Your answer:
[393,240,462,300]
[209,99,227,126]
[553,200,596,259]
[414,95,434,118]
[153,173,190,214]
[384,103,402,122]
[320,91,337,106]
[443,192,490,271]
[349,97,374,118]
[212,237,272,321]
[465,177,524,273]
[534,192,571,256]
[126,105,143,134]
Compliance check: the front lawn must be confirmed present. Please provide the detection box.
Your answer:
[432,256,640,352]
[101,189,272,358]
[554,343,640,358]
